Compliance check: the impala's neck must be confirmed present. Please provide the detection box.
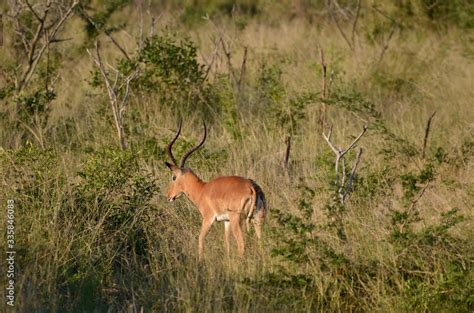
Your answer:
[183,170,206,206]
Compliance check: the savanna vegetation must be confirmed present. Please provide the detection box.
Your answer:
[0,0,473,312]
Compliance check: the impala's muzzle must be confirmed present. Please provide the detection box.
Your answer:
[168,192,183,202]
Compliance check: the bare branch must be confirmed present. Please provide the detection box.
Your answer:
[284,135,291,170]
[377,25,396,64]
[17,118,44,149]
[319,47,328,129]
[371,5,400,26]
[319,48,327,99]
[327,0,361,53]
[16,0,78,92]
[331,0,350,20]
[202,36,220,82]
[339,157,346,200]
[78,7,131,61]
[322,125,339,155]
[351,0,362,50]
[422,111,436,159]
[87,40,134,150]
[400,182,431,232]
[220,36,238,89]
[407,182,430,212]
[371,5,400,65]
[329,4,353,51]
[343,147,363,202]
[238,46,248,90]
[340,124,368,158]
[24,0,44,22]
[322,124,368,204]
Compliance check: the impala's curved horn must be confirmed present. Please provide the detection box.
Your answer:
[179,121,207,168]
[167,120,182,166]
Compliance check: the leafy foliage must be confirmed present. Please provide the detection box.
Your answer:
[116,33,217,117]
[76,0,130,39]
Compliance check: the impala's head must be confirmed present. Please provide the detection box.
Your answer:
[165,120,207,202]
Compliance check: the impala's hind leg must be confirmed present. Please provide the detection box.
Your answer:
[230,214,245,257]
[224,221,231,255]
[253,218,262,241]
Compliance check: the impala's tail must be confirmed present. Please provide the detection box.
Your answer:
[246,180,267,239]
[247,180,267,223]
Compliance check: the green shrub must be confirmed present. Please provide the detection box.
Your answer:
[116,33,218,118]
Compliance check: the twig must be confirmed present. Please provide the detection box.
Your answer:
[343,147,363,201]
[377,25,396,64]
[371,5,400,26]
[17,119,44,149]
[319,48,327,99]
[330,6,353,51]
[220,36,238,90]
[78,7,131,61]
[202,36,220,82]
[331,0,349,20]
[87,40,138,150]
[371,5,400,65]
[238,46,248,91]
[16,0,78,92]
[319,48,328,129]
[328,0,360,52]
[323,124,368,204]
[408,182,430,212]
[422,111,436,159]
[351,0,362,51]
[284,135,291,170]
[400,182,431,232]
[343,124,368,157]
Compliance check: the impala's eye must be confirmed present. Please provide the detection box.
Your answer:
[172,175,176,181]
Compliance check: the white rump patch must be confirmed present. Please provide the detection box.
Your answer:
[215,213,230,222]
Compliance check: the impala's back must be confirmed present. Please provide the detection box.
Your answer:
[201,176,266,225]
[201,176,254,214]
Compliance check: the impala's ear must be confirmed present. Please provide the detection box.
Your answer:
[165,162,175,170]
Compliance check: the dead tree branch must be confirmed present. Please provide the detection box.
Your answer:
[319,47,329,129]
[400,182,431,233]
[320,48,328,100]
[327,0,361,52]
[284,135,292,170]
[351,0,362,49]
[75,5,131,61]
[323,124,368,204]
[238,46,248,90]
[371,5,401,64]
[202,36,220,82]
[10,0,79,93]
[220,37,238,90]
[218,34,247,95]
[422,111,436,159]
[87,41,139,150]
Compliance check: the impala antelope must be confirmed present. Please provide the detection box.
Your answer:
[165,121,267,260]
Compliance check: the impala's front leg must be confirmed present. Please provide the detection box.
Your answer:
[198,217,214,261]
[224,221,230,255]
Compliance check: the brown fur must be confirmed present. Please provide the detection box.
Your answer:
[166,164,266,259]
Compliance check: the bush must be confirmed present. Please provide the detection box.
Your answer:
[116,33,218,118]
